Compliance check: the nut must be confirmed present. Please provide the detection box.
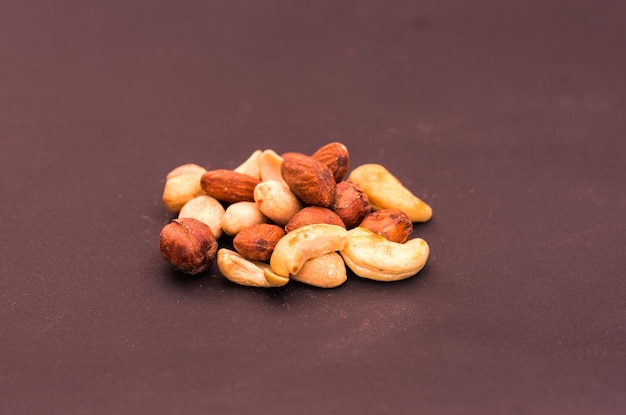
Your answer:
[200,169,261,204]
[162,164,207,213]
[340,227,429,281]
[348,163,432,222]
[159,218,218,275]
[281,154,336,208]
[284,206,346,233]
[253,180,303,226]
[269,223,348,277]
[359,208,413,243]
[222,201,269,236]
[291,252,347,288]
[178,195,226,239]
[311,142,350,182]
[234,149,263,179]
[331,181,371,229]
[233,223,285,262]
[259,149,286,184]
[166,163,207,180]
[217,248,289,287]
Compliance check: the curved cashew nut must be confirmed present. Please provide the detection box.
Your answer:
[269,224,348,277]
[217,248,289,287]
[340,227,429,281]
[348,163,432,222]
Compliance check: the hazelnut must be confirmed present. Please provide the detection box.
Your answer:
[331,181,371,229]
[359,209,413,243]
[159,218,218,275]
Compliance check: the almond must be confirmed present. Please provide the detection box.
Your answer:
[331,181,371,229]
[281,154,336,208]
[284,206,346,233]
[233,223,286,262]
[311,142,349,182]
[200,169,260,204]
[359,209,413,243]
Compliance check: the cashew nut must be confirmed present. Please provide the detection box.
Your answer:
[340,227,429,281]
[217,248,289,288]
[348,163,432,222]
[291,252,347,288]
[269,224,348,277]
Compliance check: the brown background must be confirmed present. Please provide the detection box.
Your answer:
[1,0,624,413]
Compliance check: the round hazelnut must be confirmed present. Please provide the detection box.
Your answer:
[332,181,371,229]
[159,218,218,275]
[359,209,413,243]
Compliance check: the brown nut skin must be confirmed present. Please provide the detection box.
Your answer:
[281,154,336,208]
[200,169,261,204]
[331,181,371,229]
[285,206,346,233]
[159,218,218,275]
[311,142,350,183]
[233,223,286,262]
[359,209,413,243]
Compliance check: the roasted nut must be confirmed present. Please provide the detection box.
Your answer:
[270,224,348,277]
[166,163,207,180]
[217,248,289,287]
[284,206,346,233]
[233,223,285,262]
[253,180,303,226]
[291,252,347,288]
[348,163,432,222]
[281,154,336,208]
[162,164,207,213]
[178,195,225,239]
[359,208,413,243]
[331,181,371,229]
[200,169,261,204]
[340,227,429,281]
[234,149,263,179]
[259,149,286,183]
[311,141,350,182]
[159,218,218,275]
[222,201,269,236]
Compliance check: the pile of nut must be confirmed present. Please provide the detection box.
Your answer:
[159,142,432,288]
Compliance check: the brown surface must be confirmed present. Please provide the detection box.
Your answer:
[1,0,625,413]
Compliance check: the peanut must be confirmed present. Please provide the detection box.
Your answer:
[178,195,225,239]
[291,252,347,288]
[221,201,269,236]
[253,180,303,226]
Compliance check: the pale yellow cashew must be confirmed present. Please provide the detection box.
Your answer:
[217,248,289,287]
[340,227,429,281]
[348,163,432,222]
[269,224,348,277]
